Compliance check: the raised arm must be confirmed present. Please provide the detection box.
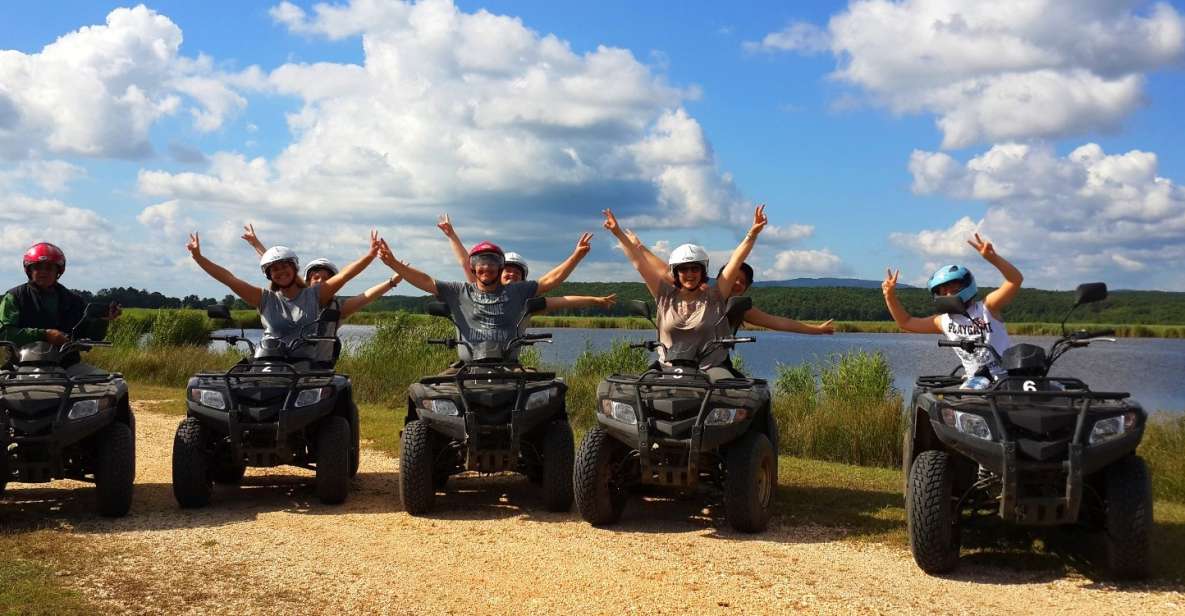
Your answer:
[603,209,663,297]
[340,273,402,318]
[716,204,766,300]
[319,230,380,305]
[971,233,1023,317]
[241,223,266,257]
[882,268,941,334]
[624,229,674,285]
[535,232,593,294]
[743,308,834,335]
[378,239,438,296]
[542,294,617,313]
[438,213,477,284]
[187,232,263,308]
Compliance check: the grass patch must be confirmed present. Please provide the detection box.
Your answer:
[1141,414,1185,503]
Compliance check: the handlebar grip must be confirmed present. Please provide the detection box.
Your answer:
[937,340,963,347]
[522,333,552,340]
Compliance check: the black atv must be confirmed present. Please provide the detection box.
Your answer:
[573,296,777,533]
[904,283,1151,578]
[400,296,572,514]
[1,302,135,517]
[171,305,360,507]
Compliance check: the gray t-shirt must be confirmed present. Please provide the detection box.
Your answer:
[655,281,729,369]
[434,280,539,361]
[259,284,325,361]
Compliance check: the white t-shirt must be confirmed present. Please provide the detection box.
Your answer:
[938,300,1010,379]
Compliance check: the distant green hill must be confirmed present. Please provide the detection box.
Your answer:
[363,282,1185,325]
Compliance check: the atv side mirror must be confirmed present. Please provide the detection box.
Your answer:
[628,300,654,320]
[1074,282,1108,306]
[426,301,451,318]
[525,296,548,314]
[317,308,341,323]
[933,295,968,317]
[206,304,231,320]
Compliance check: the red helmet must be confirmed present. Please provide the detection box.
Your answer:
[468,241,504,259]
[23,242,66,276]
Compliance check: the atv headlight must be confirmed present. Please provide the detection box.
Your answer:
[423,398,460,416]
[526,389,553,410]
[67,399,101,420]
[294,386,333,408]
[1089,413,1136,445]
[190,388,227,410]
[705,407,749,426]
[600,400,637,425]
[941,408,991,440]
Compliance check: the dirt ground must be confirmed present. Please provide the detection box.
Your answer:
[2,406,1183,615]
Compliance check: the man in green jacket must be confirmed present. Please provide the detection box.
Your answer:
[0,242,119,374]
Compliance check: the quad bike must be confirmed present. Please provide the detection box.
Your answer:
[904,283,1151,578]
[573,296,777,533]
[171,305,359,507]
[400,296,572,514]
[1,302,134,517]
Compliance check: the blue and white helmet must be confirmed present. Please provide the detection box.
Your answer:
[927,264,977,304]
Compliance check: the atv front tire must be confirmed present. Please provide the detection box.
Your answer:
[95,421,135,517]
[399,420,436,515]
[539,420,575,512]
[724,431,775,533]
[1103,455,1152,579]
[172,417,212,508]
[907,450,960,573]
[315,416,350,505]
[574,427,628,525]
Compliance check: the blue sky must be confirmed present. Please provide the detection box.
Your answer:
[2,0,1183,298]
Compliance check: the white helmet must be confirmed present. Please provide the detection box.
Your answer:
[504,252,529,278]
[668,243,709,276]
[303,257,339,280]
[259,246,299,279]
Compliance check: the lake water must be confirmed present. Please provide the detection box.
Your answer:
[212,326,1185,413]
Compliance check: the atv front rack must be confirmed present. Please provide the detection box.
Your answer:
[606,368,765,487]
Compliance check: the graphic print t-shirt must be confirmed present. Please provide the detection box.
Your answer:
[938,300,1011,379]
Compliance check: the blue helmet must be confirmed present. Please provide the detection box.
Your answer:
[927,264,977,304]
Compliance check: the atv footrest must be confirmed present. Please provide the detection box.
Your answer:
[468,449,513,473]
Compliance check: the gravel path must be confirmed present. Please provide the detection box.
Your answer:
[2,405,1183,615]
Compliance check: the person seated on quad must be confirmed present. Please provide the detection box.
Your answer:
[612,227,836,336]
[186,230,381,368]
[435,213,617,312]
[376,233,592,370]
[0,242,121,376]
[882,232,1023,381]
[240,223,404,317]
[602,205,767,381]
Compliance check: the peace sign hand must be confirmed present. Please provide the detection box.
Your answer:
[187,232,202,259]
[882,268,900,296]
[368,229,382,258]
[574,232,593,257]
[602,209,619,233]
[437,213,457,237]
[748,204,768,238]
[968,232,996,260]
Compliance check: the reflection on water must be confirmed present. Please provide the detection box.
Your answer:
[212,326,1185,413]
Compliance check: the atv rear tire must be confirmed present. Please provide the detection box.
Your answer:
[95,421,135,517]
[399,420,436,515]
[540,420,575,512]
[724,431,775,533]
[907,450,960,573]
[574,427,628,525]
[1103,455,1152,579]
[211,456,247,485]
[172,417,212,508]
[315,416,350,505]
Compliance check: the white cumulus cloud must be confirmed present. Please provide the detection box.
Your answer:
[762,249,846,278]
[753,1,1185,148]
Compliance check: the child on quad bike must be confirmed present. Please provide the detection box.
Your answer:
[186,230,381,368]
[882,233,1024,382]
[0,242,121,376]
